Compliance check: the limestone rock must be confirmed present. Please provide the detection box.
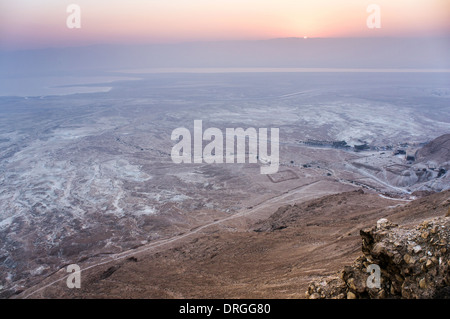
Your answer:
[306,216,450,299]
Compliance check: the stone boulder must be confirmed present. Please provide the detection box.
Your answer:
[306,215,450,299]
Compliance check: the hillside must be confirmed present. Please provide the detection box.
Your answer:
[415,133,450,165]
[307,215,450,299]
[18,189,450,299]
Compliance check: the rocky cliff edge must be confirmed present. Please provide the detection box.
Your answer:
[306,212,450,299]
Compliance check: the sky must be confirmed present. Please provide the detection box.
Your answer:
[1,0,450,50]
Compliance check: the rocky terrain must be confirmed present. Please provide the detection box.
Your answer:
[306,214,450,299]
[415,133,450,164]
[0,72,449,298]
[15,189,450,299]
[339,134,450,193]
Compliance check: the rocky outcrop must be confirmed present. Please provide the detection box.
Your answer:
[374,134,450,191]
[415,134,450,164]
[306,215,450,299]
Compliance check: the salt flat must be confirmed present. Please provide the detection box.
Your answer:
[0,71,449,297]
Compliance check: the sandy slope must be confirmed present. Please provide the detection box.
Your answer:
[18,189,450,299]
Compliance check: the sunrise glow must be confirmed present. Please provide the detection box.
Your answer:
[0,0,449,49]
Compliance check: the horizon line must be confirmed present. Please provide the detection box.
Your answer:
[2,35,450,53]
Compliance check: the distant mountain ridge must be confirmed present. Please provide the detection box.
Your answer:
[1,37,449,76]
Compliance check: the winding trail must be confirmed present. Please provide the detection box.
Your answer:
[21,180,325,298]
[19,143,415,298]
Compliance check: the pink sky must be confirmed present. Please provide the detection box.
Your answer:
[1,0,449,50]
